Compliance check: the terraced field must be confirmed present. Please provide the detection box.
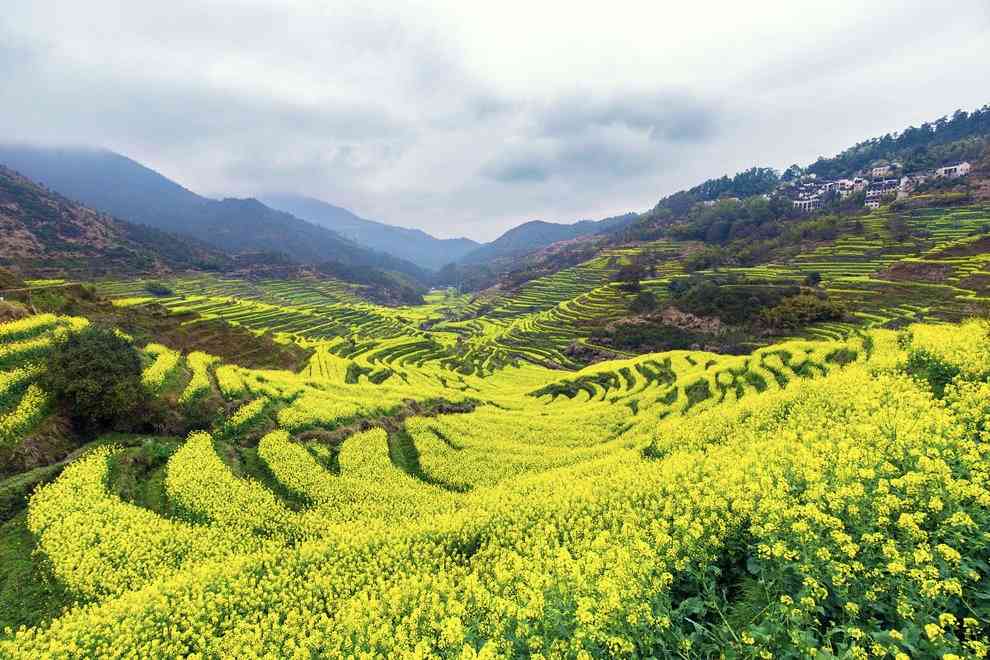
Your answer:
[85,206,990,377]
[2,298,988,656]
[4,204,990,655]
[678,205,990,338]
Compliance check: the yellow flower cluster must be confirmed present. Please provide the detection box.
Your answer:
[0,313,60,343]
[0,334,55,370]
[3,320,989,657]
[178,351,219,404]
[405,406,630,489]
[261,427,453,530]
[165,431,298,537]
[532,336,861,429]
[257,429,327,497]
[26,445,271,600]
[0,364,42,409]
[0,383,49,448]
[141,343,181,393]
[238,368,309,400]
[276,390,367,432]
[908,319,990,378]
[0,313,92,450]
[222,396,270,435]
[214,364,247,398]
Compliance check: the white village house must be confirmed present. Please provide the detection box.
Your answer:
[935,161,971,178]
[789,161,972,213]
[871,164,896,179]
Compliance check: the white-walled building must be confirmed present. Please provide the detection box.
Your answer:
[865,179,899,205]
[871,165,893,179]
[792,197,823,212]
[783,160,971,213]
[836,177,868,199]
[934,162,972,178]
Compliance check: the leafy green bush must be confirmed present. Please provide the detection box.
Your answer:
[904,348,961,397]
[670,276,799,325]
[629,291,658,314]
[143,281,174,297]
[614,265,643,292]
[759,293,845,331]
[43,326,145,433]
[591,322,749,355]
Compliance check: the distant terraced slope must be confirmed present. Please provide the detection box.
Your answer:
[89,204,990,378]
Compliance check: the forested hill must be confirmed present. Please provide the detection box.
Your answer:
[806,105,990,179]
[457,213,639,265]
[643,105,990,221]
[615,108,990,258]
[261,194,478,271]
[430,104,990,304]
[629,166,779,218]
[0,165,228,276]
[0,145,430,285]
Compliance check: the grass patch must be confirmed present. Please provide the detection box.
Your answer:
[105,437,182,516]
[0,513,72,633]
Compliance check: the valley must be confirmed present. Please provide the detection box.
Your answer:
[63,202,990,377]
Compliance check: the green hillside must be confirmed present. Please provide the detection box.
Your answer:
[456,213,640,265]
[0,146,432,290]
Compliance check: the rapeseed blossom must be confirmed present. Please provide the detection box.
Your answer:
[1,316,988,657]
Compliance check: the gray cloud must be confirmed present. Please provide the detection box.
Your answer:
[483,132,668,185]
[482,91,722,186]
[0,1,988,241]
[539,91,720,142]
[486,159,551,184]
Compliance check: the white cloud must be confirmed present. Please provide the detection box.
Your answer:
[1,0,988,240]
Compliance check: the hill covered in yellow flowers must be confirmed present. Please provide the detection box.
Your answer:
[0,300,988,656]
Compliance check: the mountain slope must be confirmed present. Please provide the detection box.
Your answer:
[458,213,639,265]
[0,165,227,276]
[440,105,990,297]
[261,194,478,270]
[0,145,428,282]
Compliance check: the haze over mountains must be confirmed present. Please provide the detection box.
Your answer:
[0,145,428,280]
[260,194,479,271]
[0,144,645,276]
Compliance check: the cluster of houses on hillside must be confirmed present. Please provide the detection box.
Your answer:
[787,161,972,213]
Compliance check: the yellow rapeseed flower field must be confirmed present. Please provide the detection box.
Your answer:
[1,313,988,657]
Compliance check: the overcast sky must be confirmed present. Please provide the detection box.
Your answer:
[2,1,988,241]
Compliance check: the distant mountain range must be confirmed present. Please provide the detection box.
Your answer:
[4,104,988,298]
[261,194,636,271]
[0,145,428,282]
[457,214,640,265]
[261,194,478,270]
[0,144,647,285]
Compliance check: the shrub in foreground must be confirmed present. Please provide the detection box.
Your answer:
[43,326,145,432]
